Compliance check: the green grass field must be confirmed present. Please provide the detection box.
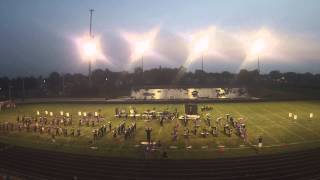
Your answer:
[1,101,320,159]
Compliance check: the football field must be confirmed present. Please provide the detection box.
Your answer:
[0,101,320,159]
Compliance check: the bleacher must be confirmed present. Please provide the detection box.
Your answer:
[1,143,320,180]
[131,88,249,100]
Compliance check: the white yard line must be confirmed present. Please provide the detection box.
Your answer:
[158,127,162,135]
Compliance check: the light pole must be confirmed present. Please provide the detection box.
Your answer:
[257,55,261,74]
[201,54,204,72]
[190,35,209,72]
[88,9,94,84]
[141,55,144,72]
[251,39,265,74]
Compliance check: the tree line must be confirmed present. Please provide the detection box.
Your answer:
[0,67,320,100]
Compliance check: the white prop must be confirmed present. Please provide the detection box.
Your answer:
[310,113,314,118]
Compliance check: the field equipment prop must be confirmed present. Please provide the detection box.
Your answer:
[310,113,314,119]
[185,103,198,115]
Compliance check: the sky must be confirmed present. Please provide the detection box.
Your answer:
[1,0,320,77]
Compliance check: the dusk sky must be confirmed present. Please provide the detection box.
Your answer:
[1,0,320,77]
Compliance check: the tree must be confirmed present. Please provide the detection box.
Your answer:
[47,72,61,96]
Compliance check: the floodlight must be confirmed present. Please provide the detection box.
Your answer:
[122,27,159,71]
[192,36,210,55]
[185,26,216,71]
[250,39,266,56]
[82,39,98,58]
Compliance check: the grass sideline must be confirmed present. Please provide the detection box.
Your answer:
[1,101,320,159]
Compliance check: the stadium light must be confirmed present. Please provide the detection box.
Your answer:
[191,36,210,71]
[185,26,215,71]
[122,27,159,71]
[76,35,105,74]
[82,38,98,58]
[192,36,210,56]
[250,39,266,73]
[76,9,105,84]
[134,39,152,72]
[240,28,279,73]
